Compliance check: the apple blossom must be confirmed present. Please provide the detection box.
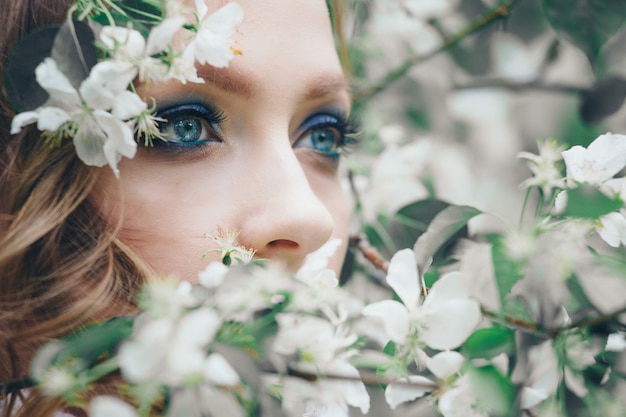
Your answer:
[362,249,481,352]
[10,58,139,177]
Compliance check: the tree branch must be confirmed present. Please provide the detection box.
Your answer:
[285,367,439,389]
[454,78,587,95]
[350,234,390,276]
[353,0,520,104]
[547,306,626,338]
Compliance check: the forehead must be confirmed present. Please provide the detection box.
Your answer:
[207,0,345,96]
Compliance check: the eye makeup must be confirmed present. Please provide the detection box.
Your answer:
[294,110,360,160]
[139,102,227,158]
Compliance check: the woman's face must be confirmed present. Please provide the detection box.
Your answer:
[93,0,352,280]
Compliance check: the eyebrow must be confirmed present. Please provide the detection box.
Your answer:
[195,67,351,101]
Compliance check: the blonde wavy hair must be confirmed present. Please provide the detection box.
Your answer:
[0,1,351,416]
[0,1,154,415]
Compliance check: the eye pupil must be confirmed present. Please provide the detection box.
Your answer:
[311,129,336,152]
[173,118,202,142]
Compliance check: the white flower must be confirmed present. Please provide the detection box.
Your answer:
[558,134,626,246]
[273,312,369,415]
[99,18,188,82]
[273,314,356,365]
[118,307,224,387]
[204,229,255,264]
[89,396,138,417]
[385,351,463,409]
[183,2,243,68]
[521,335,596,410]
[280,361,370,416]
[11,58,138,177]
[362,249,481,351]
[139,279,199,318]
[561,133,626,186]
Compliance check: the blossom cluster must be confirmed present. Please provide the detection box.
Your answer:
[25,132,626,417]
[9,0,242,177]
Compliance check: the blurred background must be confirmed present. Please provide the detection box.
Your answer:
[344,0,626,236]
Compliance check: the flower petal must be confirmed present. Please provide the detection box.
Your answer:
[80,61,137,110]
[386,248,420,311]
[562,132,626,185]
[597,211,626,247]
[423,271,468,306]
[37,107,71,131]
[99,26,146,58]
[385,376,434,409]
[362,300,409,344]
[339,366,370,414]
[426,351,465,379]
[73,116,107,168]
[145,17,186,56]
[564,367,588,397]
[199,261,230,288]
[203,2,243,37]
[94,111,137,176]
[422,298,480,350]
[11,111,40,134]
[89,396,139,417]
[190,32,235,68]
[520,386,550,409]
[205,352,239,386]
[112,91,147,120]
[35,58,81,108]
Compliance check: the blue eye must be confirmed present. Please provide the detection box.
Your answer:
[155,103,225,146]
[296,113,358,158]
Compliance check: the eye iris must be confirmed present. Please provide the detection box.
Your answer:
[173,118,202,142]
[311,129,336,153]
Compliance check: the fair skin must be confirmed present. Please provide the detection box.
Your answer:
[94,0,352,280]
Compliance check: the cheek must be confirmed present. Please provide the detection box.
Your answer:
[92,165,233,281]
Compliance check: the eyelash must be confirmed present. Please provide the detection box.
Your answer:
[151,103,226,148]
[295,112,360,159]
[145,103,360,159]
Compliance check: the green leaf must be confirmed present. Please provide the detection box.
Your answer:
[382,341,397,357]
[384,199,451,259]
[5,26,59,111]
[466,364,515,417]
[462,327,515,360]
[562,185,622,219]
[51,20,98,91]
[54,317,133,365]
[579,76,626,124]
[491,237,524,302]
[413,205,482,268]
[543,0,626,66]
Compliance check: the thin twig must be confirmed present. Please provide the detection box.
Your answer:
[547,306,626,338]
[480,307,542,336]
[286,367,439,389]
[354,0,520,104]
[350,234,390,275]
[454,78,587,95]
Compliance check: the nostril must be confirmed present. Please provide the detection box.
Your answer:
[267,239,299,249]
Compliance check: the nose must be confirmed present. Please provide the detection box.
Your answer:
[234,139,335,270]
